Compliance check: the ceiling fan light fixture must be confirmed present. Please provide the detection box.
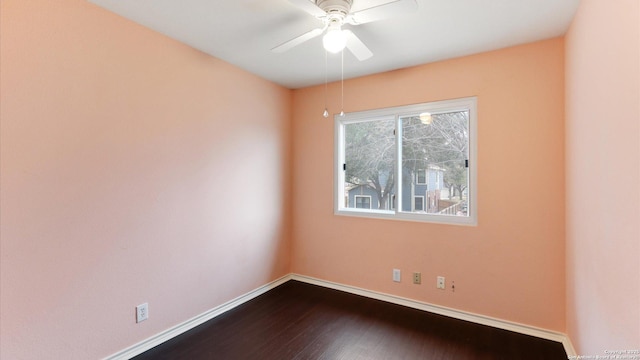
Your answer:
[419,112,433,124]
[323,26,347,53]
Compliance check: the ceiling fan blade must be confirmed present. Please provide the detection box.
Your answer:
[344,30,373,61]
[288,0,326,18]
[346,0,418,25]
[272,28,324,53]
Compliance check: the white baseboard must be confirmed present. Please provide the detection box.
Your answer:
[290,274,576,357]
[563,336,577,357]
[105,273,576,359]
[103,274,293,360]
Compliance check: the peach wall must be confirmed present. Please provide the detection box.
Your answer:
[0,1,291,359]
[291,39,566,331]
[565,0,640,354]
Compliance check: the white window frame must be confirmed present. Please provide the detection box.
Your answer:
[334,97,478,226]
[354,195,372,209]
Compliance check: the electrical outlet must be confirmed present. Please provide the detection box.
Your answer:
[413,272,421,284]
[136,303,148,323]
[437,276,445,290]
[393,269,401,282]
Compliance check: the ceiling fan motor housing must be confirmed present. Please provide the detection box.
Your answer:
[317,0,353,18]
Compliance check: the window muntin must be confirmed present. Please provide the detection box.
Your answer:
[334,97,477,226]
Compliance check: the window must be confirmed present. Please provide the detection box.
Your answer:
[355,195,371,209]
[416,170,427,184]
[413,196,425,212]
[334,97,477,226]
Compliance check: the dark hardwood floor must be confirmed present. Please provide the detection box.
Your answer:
[132,280,567,359]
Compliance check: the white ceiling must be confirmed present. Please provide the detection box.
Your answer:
[88,0,580,89]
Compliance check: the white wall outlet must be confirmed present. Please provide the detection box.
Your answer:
[393,269,401,282]
[437,276,445,290]
[136,303,149,323]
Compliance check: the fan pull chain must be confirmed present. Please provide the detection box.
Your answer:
[340,49,345,117]
[323,49,329,118]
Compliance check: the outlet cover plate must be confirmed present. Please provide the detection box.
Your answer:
[136,303,148,323]
[393,269,401,282]
[413,272,421,284]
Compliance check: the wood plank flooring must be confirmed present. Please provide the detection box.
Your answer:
[132,280,567,359]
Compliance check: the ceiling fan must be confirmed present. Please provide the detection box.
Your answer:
[272,0,418,61]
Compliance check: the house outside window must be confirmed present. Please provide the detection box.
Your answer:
[334,97,477,226]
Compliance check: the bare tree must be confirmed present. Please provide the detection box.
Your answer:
[344,119,395,209]
[403,112,469,199]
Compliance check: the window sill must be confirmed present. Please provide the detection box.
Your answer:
[334,208,477,226]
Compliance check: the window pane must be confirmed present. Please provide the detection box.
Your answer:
[344,119,396,210]
[414,196,424,211]
[355,196,371,209]
[401,111,469,216]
